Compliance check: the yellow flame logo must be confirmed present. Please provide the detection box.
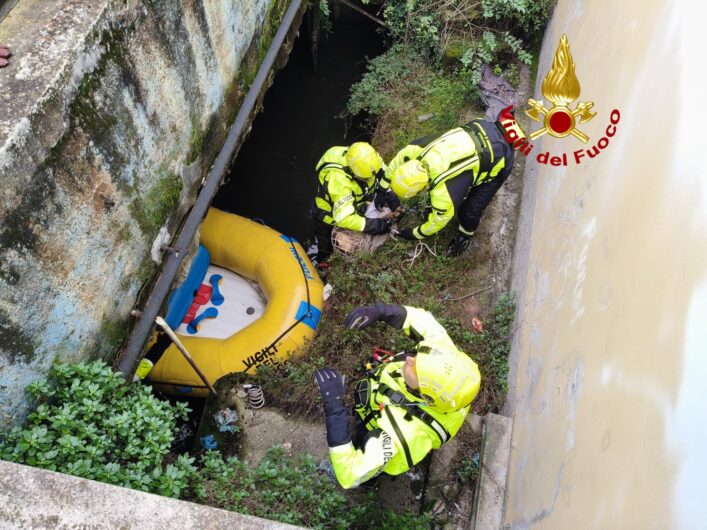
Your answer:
[525,34,596,143]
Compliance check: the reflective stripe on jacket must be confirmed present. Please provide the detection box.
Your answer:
[313,146,380,231]
[329,306,475,489]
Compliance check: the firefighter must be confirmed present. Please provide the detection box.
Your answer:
[314,303,480,489]
[309,142,399,265]
[382,107,525,256]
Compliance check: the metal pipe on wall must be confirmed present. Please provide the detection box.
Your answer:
[115,0,304,378]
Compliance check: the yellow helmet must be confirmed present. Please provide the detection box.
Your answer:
[390,160,429,199]
[415,349,480,413]
[346,142,381,181]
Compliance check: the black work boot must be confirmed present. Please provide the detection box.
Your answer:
[446,234,471,257]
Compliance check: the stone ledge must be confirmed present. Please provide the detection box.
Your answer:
[470,413,513,530]
[0,460,306,529]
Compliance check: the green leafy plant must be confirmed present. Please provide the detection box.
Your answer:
[346,0,553,157]
[194,447,351,529]
[0,361,196,498]
[193,446,430,530]
[457,452,480,483]
[471,292,516,402]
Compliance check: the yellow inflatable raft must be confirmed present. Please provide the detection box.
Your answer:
[148,208,323,396]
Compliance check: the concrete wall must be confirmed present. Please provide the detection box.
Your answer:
[504,0,707,528]
[0,0,293,429]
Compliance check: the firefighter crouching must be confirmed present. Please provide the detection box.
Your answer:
[314,303,480,489]
[382,108,525,256]
[309,142,400,267]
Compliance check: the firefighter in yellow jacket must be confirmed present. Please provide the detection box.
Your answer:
[314,303,480,489]
[309,142,399,265]
[382,107,525,256]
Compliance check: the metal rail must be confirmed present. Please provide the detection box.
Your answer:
[116,0,304,377]
[0,0,20,23]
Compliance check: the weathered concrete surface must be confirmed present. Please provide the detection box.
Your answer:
[0,0,294,429]
[504,0,707,528]
[471,414,512,530]
[0,459,306,529]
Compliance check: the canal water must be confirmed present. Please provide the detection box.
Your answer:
[211,7,384,243]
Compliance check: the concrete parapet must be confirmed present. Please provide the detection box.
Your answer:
[0,459,306,529]
[470,413,513,530]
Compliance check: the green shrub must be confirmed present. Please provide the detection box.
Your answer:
[194,447,352,529]
[457,452,480,483]
[378,0,551,65]
[471,292,516,399]
[0,361,196,498]
[193,446,431,529]
[347,45,472,158]
[346,0,553,153]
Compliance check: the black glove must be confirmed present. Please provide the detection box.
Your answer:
[315,368,346,415]
[397,227,416,240]
[314,368,350,447]
[384,189,401,211]
[363,217,391,235]
[345,302,407,330]
[374,189,401,211]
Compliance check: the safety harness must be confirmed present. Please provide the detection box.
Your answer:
[422,120,507,189]
[461,120,509,185]
[355,366,451,469]
[313,160,375,224]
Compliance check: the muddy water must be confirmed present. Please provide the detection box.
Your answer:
[504,0,707,528]
[212,10,383,242]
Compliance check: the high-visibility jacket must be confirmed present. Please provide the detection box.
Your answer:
[312,146,385,231]
[329,307,478,489]
[381,120,513,239]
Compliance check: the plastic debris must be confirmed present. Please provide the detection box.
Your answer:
[214,408,239,433]
[472,317,484,334]
[323,283,333,301]
[200,434,218,450]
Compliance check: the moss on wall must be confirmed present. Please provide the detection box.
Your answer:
[0,175,58,254]
[93,315,131,360]
[129,171,184,237]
